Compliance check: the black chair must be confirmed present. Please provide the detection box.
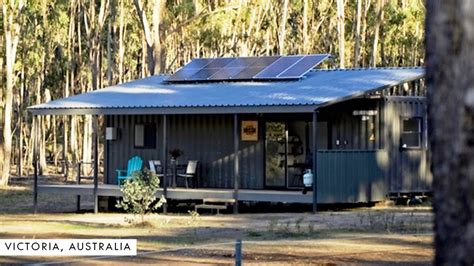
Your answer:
[176,160,199,188]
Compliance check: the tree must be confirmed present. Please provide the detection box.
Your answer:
[1,0,25,186]
[278,0,289,55]
[353,0,362,67]
[370,0,385,67]
[116,169,166,224]
[336,0,345,68]
[133,0,166,75]
[82,0,108,172]
[425,1,474,265]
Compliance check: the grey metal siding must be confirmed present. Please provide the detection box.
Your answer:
[384,97,432,193]
[105,114,265,189]
[318,99,383,150]
[316,150,387,203]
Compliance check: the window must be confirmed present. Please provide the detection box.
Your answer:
[401,117,422,149]
[134,124,156,149]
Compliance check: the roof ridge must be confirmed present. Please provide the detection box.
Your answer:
[312,66,424,72]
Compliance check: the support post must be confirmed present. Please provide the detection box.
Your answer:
[76,162,81,212]
[162,114,168,214]
[93,115,99,214]
[33,116,38,214]
[62,115,68,179]
[312,110,318,213]
[233,114,239,214]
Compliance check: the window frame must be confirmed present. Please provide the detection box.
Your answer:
[134,123,156,149]
[400,116,423,150]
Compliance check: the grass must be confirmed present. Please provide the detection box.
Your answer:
[0,183,435,264]
[0,184,94,214]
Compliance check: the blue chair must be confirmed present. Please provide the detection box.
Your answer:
[116,156,143,185]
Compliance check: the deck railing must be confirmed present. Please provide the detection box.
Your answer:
[316,150,387,203]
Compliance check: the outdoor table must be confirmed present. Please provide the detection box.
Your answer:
[167,162,187,188]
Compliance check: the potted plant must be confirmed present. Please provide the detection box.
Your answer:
[169,148,184,161]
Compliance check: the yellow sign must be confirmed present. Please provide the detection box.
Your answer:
[241,121,258,141]
[369,133,375,141]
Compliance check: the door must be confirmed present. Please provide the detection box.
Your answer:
[265,121,309,189]
[265,122,286,188]
[399,116,424,191]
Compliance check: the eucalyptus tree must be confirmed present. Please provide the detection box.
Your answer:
[426,1,474,264]
[133,0,166,75]
[1,0,25,186]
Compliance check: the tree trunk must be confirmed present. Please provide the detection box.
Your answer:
[336,0,345,68]
[370,0,384,67]
[353,0,362,67]
[360,0,370,67]
[133,0,165,75]
[82,0,108,174]
[117,0,125,83]
[17,67,25,178]
[1,39,14,184]
[426,1,474,265]
[107,2,114,86]
[152,0,163,74]
[278,0,289,55]
[38,73,47,173]
[82,115,92,174]
[302,0,309,54]
[1,0,24,186]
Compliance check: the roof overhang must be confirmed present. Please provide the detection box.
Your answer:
[29,104,319,116]
[28,67,425,116]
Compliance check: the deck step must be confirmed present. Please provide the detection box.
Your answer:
[195,197,236,214]
[195,204,228,210]
[203,198,236,204]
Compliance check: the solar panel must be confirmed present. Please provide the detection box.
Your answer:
[232,67,267,80]
[166,58,213,81]
[250,56,281,66]
[166,67,202,82]
[278,54,330,78]
[202,58,236,68]
[188,68,223,80]
[184,58,213,69]
[166,54,329,82]
[254,56,304,79]
[231,56,280,79]
[208,67,245,80]
[227,57,259,67]
[186,58,236,80]
[208,57,258,80]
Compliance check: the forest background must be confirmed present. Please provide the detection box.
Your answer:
[0,0,425,185]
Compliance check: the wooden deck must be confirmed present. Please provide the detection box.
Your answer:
[38,184,313,204]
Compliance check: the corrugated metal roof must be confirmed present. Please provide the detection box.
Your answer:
[29,67,424,115]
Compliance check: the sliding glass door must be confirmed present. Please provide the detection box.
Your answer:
[265,122,286,187]
[265,121,308,189]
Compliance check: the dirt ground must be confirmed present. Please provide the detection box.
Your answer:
[0,175,434,265]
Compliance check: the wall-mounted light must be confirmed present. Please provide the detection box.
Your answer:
[353,110,377,121]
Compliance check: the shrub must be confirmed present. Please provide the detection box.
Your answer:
[116,169,166,224]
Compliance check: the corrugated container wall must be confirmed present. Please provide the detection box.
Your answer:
[384,96,432,193]
[105,114,265,189]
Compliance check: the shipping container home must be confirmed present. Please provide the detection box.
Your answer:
[29,56,429,213]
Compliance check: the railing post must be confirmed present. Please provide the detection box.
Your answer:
[235,239,242,266]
